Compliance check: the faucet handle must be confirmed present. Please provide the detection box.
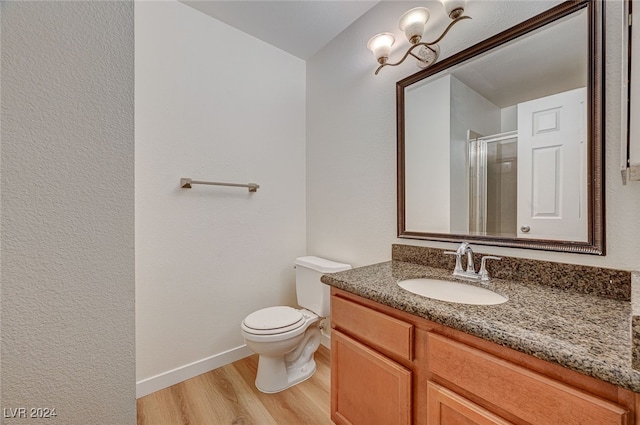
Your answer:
[443,251,463,272]
[479,256,501,281]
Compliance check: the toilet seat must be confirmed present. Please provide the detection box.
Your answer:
[242,306,305,335]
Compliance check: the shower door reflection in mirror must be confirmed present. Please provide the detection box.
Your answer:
[467,130,518,238]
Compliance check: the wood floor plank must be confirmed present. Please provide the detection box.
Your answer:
[137,384,184,425]
[137,345,333,425]
[233,356,320,424]
[198,363,278,425]
[293,352,332,418]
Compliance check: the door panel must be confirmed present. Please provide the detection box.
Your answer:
[331,330,412,425]
[517,87,587,241]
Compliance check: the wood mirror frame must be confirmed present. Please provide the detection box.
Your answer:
[396,0,604,255]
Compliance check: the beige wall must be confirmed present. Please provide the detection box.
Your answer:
[1,2,135,423]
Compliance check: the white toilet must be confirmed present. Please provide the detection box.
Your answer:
[241,256,351,393]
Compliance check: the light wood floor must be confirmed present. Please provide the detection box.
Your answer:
[137,345,334,425]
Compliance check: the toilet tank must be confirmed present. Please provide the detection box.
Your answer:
[295,256,351,317]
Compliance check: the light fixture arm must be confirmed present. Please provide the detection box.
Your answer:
[374,15,471,75]
[375,43,438,75]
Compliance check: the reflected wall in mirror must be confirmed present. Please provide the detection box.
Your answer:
[397,0,604,254]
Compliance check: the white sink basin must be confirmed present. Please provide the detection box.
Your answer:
[398,278,507,305]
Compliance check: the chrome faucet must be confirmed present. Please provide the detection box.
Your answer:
[457,242,475,274]
[444,242,501,281]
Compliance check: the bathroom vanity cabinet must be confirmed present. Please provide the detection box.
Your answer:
[331,294,414,425]
[330,288,639,425]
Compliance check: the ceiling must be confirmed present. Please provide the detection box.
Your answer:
[181,1,380,60]
[449,7,587,108]
[180,1,586,106]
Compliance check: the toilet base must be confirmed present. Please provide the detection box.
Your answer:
[255,356,317,394]
[253,326,321,393]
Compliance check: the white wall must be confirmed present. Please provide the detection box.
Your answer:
[449,75,502,233]
[307,0,640,271]
[501,105,518,132]
[405,75,451,233]
[135,1,306,396]
[404,74,502,235]
[1,2,135,423]
[631,4,640,166]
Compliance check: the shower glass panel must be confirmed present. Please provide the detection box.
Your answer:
[468,131,518,237]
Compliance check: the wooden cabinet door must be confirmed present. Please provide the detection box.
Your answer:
[427,381,512,425]
[331,330,412,425]
[428,333,630,425]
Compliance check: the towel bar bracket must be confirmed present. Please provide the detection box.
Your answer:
[180,178,259,192]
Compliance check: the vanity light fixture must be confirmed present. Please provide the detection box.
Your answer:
[367,0,470,75]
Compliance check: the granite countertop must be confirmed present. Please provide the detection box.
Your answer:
[321,260,640,393]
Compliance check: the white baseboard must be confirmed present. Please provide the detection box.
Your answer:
[136,344,253,398]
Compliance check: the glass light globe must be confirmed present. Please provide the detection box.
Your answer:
[440,0,466,19]
[398,7,430,44]
[367,32,395,64]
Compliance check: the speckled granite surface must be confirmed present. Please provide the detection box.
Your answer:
[322,261,640,392]
[392,244,632,300]
[631,273,640,370]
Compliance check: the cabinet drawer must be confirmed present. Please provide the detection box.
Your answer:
[427,381,512,425]
[332,295,414,361]
[427,333,629,425]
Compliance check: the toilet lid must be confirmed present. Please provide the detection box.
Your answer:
[242,306,305,335]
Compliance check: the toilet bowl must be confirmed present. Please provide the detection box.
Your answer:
[241,256,351,393]
[241,306,321,393]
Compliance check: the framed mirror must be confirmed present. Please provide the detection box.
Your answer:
[397,0,604,255]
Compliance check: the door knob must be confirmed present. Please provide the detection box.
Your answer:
[520,225,530,233]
